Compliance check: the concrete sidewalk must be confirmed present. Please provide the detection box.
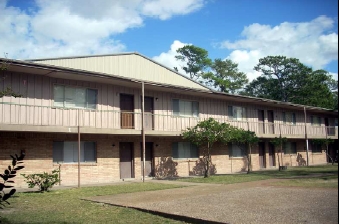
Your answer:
[84,179,338,224]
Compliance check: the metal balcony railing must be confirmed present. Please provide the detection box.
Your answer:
[0,102,337,138]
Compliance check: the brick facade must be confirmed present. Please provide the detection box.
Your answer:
[0,132,329,188]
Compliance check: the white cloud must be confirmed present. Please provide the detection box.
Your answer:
[152,40,189,75]
[0,0,205,59]
[220,16,338,81]
[141,0,204,20]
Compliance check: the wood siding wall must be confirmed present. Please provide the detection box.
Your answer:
[0,71,337,138]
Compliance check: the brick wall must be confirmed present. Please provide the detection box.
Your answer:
[0,132,329,188]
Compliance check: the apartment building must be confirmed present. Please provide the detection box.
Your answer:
[0,53,337,187]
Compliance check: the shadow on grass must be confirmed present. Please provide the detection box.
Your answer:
[85,199,228,224]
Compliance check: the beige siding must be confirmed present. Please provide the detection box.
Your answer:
[0,71,337,139]
[30,54,208,91]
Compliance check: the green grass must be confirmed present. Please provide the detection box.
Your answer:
[176,164,338,185]
[0,183,185,224]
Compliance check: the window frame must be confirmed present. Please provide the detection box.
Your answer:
[282,112,296,125]
[53,84,98,110]
[228,106,247,121]
[311,143,323,154]
[172,142,199,160]
[53,141,97,163]
[311,116,321,126]
[172,99,199,117]
[283,142,297,154]
[229,143,247,158]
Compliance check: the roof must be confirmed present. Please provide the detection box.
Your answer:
[26,52,210,91]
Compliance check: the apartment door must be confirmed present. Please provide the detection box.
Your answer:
[258,110,265,134]
[259,142,266,169]
[269,143,276,167]
[120,94,134,129]
[144,97,154,130]
[141,142,154,177]
[267,110,275,134]
[120,142,134,179]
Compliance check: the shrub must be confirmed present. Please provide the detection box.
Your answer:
[21,170,60,192]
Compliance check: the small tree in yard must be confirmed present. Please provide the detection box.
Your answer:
[270,137,287,171]
[182,118,235,178]
[311,138,335,165]
[0,153,25,210]
[230,129,259,174]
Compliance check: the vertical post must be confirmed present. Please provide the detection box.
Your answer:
[142,82,146,182]
[279,123,283,166]
[78,109,81,188]
[304,107,309,166]
[78,125,81,188]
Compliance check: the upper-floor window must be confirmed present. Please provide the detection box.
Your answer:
[228,106,246,121]
[53,141,96,163]
[311,116,321,126]
[283,112,296,125]
[54,85,97,109]
[229,143,247,157]
[172,99,199,117]
[172,142,199,159]
[283,142,297,154]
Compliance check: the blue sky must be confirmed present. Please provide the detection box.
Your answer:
[0,0,338,81]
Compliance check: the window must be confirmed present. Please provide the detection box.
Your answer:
[311,116,321,126]
[228,106,247,121]
[282,112,296,125]
[229,143,246,157]
[172,99,199,117]
[311,143,322,153]
[53,141,96,163]
[54,85,97,109]
[283,142,297,154]
[172,142,199,159]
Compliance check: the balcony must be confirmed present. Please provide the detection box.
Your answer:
[0,102,337,139]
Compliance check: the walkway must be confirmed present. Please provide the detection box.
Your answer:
[83,179,338,224]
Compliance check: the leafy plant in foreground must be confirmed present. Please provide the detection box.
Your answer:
[0,153,25,209]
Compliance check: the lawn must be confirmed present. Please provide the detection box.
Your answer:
[175,164,338,187]
[0,183,185,224]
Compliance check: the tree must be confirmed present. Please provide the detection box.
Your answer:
[175,45,212,80]
[1,56,22,98]
[203,59,248,94]
[311,138,335,165]
[270,137,287,171]
[253,56,312,102]
[182,118,235,178]
[229,129,259,173]
[242,56,338,109]
[240,76,281,100]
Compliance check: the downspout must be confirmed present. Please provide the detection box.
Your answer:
[304,107,309,166]
[142,82,146,182]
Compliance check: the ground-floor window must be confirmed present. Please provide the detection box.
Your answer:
[53,141,96,163]
[229,143,246,157]
[311,143,323,153]
[283,142,297,154]
[172,142,199,159]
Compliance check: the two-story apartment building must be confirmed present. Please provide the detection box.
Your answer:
[0,53,338,187]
